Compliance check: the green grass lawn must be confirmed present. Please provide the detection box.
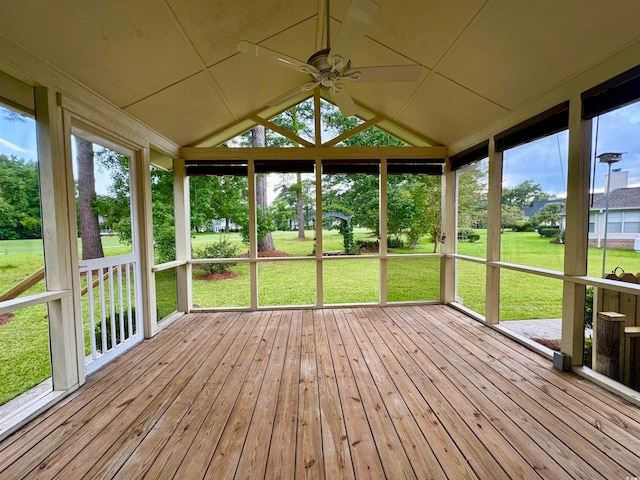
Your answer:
[1,229,638,405]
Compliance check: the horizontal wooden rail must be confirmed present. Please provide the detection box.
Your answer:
[450,253,640,296]
[0,290,69,315]
[0,267,45,302]
[152,260,187,273]
[189,253,443,265]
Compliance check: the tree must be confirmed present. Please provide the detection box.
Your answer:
[190,175,247,233]
[252,125,275,252]
[76,137,104,260]
[458,164,488,230]
[1,107,27,123]
[150,167,176,262]
[501,204,525,232]
[273,178,315,231]
[502,180,546,209]
[532,202,564,227]
[0,154,41,240]
[269,101,314,239]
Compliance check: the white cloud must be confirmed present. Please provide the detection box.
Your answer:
[0,137,27,153]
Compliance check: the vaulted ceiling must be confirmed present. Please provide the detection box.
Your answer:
[2,0,640,150]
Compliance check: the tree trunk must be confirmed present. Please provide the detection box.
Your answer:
[252,126,275,252]
[296,173,305,239]
[76,137,104,260]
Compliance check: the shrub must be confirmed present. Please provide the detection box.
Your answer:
[387,236,405,248]
[550,229,565,244]
[584,286,594,329]
[154,225,176,264]
[95,308,137,352]
[355,239,379,252]
[457,229,480,242]
[538,227,560,238]
[466,233,480,242]
[583,337,593,368]
[193,237,241,275]
[514,222,537,232]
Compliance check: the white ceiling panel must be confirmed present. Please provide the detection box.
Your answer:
[124,72,236,147]
[210,17,324,120]
[396,73,507,145]
[439,0,640,109]
[344,33,431,120]
[365,0,485,69]
[167,0,318,67]
[0,0,202,108]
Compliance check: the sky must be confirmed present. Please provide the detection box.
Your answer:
[0,106,113,194]
[503,101,640,197]
[1,101,639,199]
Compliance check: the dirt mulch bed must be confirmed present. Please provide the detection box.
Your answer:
[195,270,241,282]
[0,313,15,326]
[530,337,561,351]
[239,250,292,258]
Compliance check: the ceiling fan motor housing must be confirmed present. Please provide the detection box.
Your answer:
[308,48,351,76]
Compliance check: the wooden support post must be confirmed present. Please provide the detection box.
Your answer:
[35,87,83,390]
[485,138,502,324]
[562,95,592,365]
[441,159,456,304]
[248,159,258,309]
[174,158,192,313]
[135,147,157,338]
[315,157,323,308]
[595,311,625,381]
[379,158,388,305]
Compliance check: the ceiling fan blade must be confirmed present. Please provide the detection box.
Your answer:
[237,41,318,75]
[329,85,357,117]
[328,0,379,71]
[347,64,422,83]
[266,81,321,107]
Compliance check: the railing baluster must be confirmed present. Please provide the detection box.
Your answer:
[126,262,133,338]
[117,264,124,343]
[87,269,97,360]
[109,266,116,348]
[99,268,107,353]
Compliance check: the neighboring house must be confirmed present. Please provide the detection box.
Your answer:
[205,219,241,233]
[523,199,566,228]
[589,187,640,250]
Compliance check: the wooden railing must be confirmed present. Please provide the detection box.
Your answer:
[79,254,142,373]
[0,267,45,302]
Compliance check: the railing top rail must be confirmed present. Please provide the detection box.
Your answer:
[79,254,137,271]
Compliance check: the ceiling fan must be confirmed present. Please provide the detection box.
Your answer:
[237,0,421,117]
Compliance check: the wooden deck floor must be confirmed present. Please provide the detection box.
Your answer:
[1,305,640,479]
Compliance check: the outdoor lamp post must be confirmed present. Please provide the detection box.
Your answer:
[598,152,623,276]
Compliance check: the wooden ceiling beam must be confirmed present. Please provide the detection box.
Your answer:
[181,145,447,161]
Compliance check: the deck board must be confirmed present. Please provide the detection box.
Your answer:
[1,305,639,479]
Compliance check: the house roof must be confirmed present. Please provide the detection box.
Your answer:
[591,187,640,210]
[523,199,565,218]
[2,1,640,152]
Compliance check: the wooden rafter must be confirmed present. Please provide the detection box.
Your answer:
[322,116,383,147]
[250,115,315,148]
